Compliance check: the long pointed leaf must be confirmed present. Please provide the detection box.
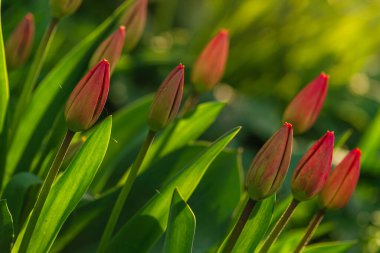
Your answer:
[163,188,196,253]
[0,199,13,253]
[107,127,241,252]
[12,117,112,253]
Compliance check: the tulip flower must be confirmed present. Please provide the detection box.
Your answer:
[320,148,361,209]
[148,64,184,132]
[50,0,82,19]
[246,123,293,200]
[89,26,126,72]
[5,13,35,69]
[283,73,329,134]
[64,59,110,132]
[291,131,334,201]
[120,0,148,51]
[191,29,229,93]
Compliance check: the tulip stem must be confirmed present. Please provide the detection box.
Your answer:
[259,198,299,253]
[180,90,200,116]
[222,198,257,253]
[10,17,59,142]
[19,130,74,253]
[97,129,156,253]
[294,209,325,253]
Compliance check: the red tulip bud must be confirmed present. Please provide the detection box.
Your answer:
[119,0,147,51]
[6,13,35,69]
[284,73,329,134]
[89,26,126,73]
[64,59,110,132]
[246,123,293,200]
[291,131,334,201]
[191,29,229,93]
[50,0,82,19]
[148,64,184,132]
[320,148,361,209]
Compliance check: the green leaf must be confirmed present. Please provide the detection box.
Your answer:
[5,0,133,185]
[163,188,196,253]
[218,195,275,253]
[0,0,9,134]
[93,101,225,193]
[0,199,13,253]
[12,117,112,253]
[1,172,41,233]
[304,241,356,253]
[106,127,241,252]
[359,109,380,174]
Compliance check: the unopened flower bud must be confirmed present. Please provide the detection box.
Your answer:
[320,148,361,209]
[89,26,126,73]
[6,13,35,69]
[246,123,293,200]
[64,59,110,132]
[50,0,82,19]
[191,29,229,93]
[284,73,329,134]
[148,64,184,132]
[119,0,148,52]
[291,131,334,201]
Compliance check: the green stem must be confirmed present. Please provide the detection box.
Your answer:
[97,130,156,253]
[179,89,200,116]
[293,209,325,253]
[222,198,257,253]
[19,130,74,253]
[259,198,299,253]
[10,18,59,141]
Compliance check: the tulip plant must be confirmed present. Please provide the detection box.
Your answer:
[0,0,363,253]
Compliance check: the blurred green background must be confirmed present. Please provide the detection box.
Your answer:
[4,0,380,252]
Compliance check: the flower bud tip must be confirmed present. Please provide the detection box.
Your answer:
[320,72,329,80]
[353,148,361,155]
[283,122,292,128]
[219,28,229,36]
[178,63,185,69]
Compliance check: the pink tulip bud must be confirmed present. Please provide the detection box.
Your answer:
[283,73,329,134]
[5,13,35,69]
[148,64,184,132]
[64,59,110,132]
[246,123,293,200]
[320,148,361,209]
[191,29,229,93]
[291,131,334,201]
[119,0,148,52]
[89,26,126,73]
[50,0,82,19]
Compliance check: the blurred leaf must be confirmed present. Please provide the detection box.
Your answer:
[304,241,356,253]
[0,0,8,133]
[5,0,133,185]
[1,172,41,233]
[106,127,241,252]
[217,195,275,253]
[0,199,13,253]
[359,109,380,174]
[12,117,112,253]
[163,188,195,253]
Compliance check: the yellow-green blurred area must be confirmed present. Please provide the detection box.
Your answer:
[4,0,380,252]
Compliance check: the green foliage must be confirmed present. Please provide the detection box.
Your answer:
[304,241,356,253]
[163,188,196,253]
[0,199,13,253]
[0,0,7,135]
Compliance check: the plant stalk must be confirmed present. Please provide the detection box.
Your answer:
[293,209,325,253]
[10,18,59,141]
[19,130,74,253]
[97,129,156,253]
[259,198,299,253]
[222,198,257,253]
